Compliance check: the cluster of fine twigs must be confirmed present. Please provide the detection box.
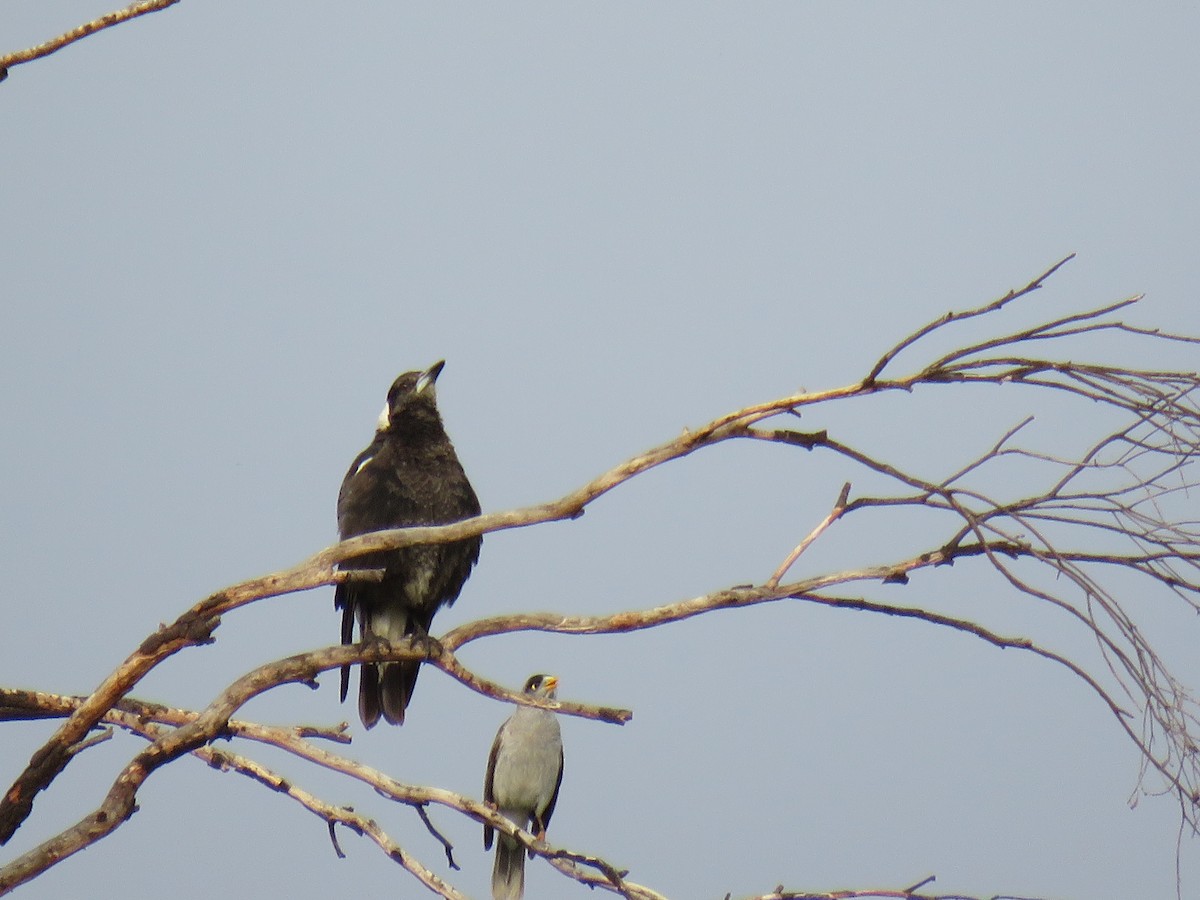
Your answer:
[1,256,1199,898]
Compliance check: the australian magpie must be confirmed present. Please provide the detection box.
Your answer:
[334,360,481,727]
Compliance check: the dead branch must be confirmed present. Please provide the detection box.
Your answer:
[732,890,1047,900]
[0,1,180,81]
[767,481,852,587]
[2,258,1198,898]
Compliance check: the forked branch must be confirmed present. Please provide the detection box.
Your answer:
[2,257,1198,898]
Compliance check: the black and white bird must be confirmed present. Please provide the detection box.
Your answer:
[334,360,481,728]
[484,674,565,900]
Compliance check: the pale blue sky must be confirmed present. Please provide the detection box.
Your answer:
[2,4,1198,899]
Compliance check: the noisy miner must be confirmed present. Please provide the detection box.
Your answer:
[483,673,565,900]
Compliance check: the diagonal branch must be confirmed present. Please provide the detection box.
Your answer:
[861,253,1077,385]
[22,259,1171,844]
[3,258,1199,898]
[0,687,651,898]
[0,1,180,81]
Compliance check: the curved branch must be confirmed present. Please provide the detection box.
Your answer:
[4,259,1199,899]
[733,889,1048,900]
[0,685,646,898]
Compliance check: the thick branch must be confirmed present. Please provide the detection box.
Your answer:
[3,258,1199,898]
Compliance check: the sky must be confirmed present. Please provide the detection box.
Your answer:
[1,3,1199,899]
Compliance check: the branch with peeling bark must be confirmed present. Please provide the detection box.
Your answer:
[0,686,650,899]
[730,886,1047,900]
[0,688,1047,900]
[0,1,180,82]
[2,257,1198,898]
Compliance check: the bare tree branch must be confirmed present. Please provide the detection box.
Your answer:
[767,481,852,588]
[3,258,1198,898]
[861,252,1078,385]
[0,1,180,81]
[731,889,1047,900]
[0,687,650,897]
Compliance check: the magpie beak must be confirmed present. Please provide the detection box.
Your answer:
[417,359,446,393]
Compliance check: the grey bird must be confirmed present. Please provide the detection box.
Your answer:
[334,360,481,728]
[484,674,565,900]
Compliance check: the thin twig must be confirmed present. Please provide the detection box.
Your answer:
[861,253,1076,385]
[767,482,852,587]
[3,259,1199,898]
[416,804,458,871]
